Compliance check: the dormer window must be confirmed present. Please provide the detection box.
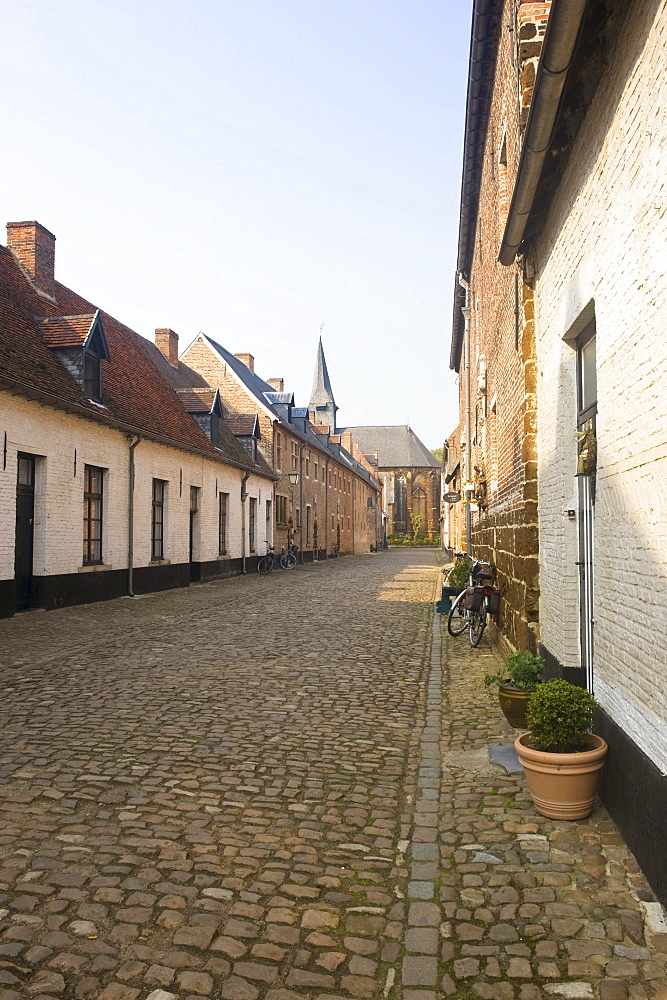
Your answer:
[40,310,110,403]
[84,350,102,401]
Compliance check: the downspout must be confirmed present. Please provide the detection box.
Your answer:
[241,471,250,574]
[459,273,473,556]
[351,474,355,554]
[127,435,142,596]
[299,444,304,563]
[499,0,589,265]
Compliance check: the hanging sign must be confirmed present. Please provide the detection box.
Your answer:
[443,491,461,504]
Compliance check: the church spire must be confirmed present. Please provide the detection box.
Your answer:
[309,336,338,433]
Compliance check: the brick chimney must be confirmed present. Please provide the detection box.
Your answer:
[267,378,284,392]
[234,353,255,373]
[155,328,179,367]
[7,221,56,299]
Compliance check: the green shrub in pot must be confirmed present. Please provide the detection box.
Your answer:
[483,650,544,692]
[525,678,597,753]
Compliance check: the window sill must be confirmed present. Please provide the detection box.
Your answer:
[79,563,108,573]
[149,558,170,565]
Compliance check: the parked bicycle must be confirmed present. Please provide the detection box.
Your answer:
[257,543,277,574]
[280,542,299,570]
[447,559,499,647]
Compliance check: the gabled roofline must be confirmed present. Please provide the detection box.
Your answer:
[85,311,110,360]
[182,333,279,421]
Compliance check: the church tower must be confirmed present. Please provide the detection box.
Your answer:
[308,337,338,434]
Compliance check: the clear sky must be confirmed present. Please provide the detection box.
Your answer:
[4,0,468,450]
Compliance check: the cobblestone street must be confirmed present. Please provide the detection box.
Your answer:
[0,550,664,1000]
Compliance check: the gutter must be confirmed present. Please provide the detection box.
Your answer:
[127,435,142,596]
[450,0,498,371]
[499,0,589,265]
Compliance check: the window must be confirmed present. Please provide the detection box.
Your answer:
[577,322,597,425]
[276,433,282,471]
[305,454,310,478]
[83,465,104,564]
[306,505,311,545]
[152,479,166,560]
[314,461,318,481]
[295,508,300,530]
[276,495,288,524]
[249,496,257,552]
[219,492,229,554]
[266,499,272,543]
[84,352,102,401]
[395,474,407,527]
[291,440,298,470]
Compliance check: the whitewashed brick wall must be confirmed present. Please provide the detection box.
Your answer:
[0,392,272,584]
[534,0,667,772]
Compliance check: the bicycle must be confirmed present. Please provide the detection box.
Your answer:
[447,559,499,647]
[280,542,298,570]
[257,543,276,574]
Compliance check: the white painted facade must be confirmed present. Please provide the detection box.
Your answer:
[1,390,273,597]
[534,0,667,774]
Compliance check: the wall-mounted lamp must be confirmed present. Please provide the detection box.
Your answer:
[288,471,300,486]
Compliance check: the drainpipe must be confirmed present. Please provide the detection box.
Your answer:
[241,471,250,573]
[299,444,304,563]
[127,435,142,596]
[459,273,473,556]
[499,0,589,265]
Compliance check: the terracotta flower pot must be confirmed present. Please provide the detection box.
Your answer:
[498,684,533,729]
[514,732,608,820]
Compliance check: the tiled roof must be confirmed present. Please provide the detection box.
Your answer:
[176,388,218,413]
[40,313,97,348]
[226,415,259,436]
[341,425,440,469]
[0,241,269,476]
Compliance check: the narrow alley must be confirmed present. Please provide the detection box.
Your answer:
[0,551,664,1000]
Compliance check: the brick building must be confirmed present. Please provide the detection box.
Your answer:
[449,0,551,649]
[181,336,380,557]
[496,0,667,904]
[340,426,441,542]
[0,221,274,618]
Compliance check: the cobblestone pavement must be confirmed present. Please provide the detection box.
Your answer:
[0,550,664,1000]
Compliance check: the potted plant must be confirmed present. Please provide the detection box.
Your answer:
[514,679,608,820]
[438,555,471,613]
[484,650,544,729]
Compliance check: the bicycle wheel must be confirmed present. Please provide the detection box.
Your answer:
[257,555,274,574]
[447,591,468,636]
[469,607,487,647]
[285,551,297,569]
